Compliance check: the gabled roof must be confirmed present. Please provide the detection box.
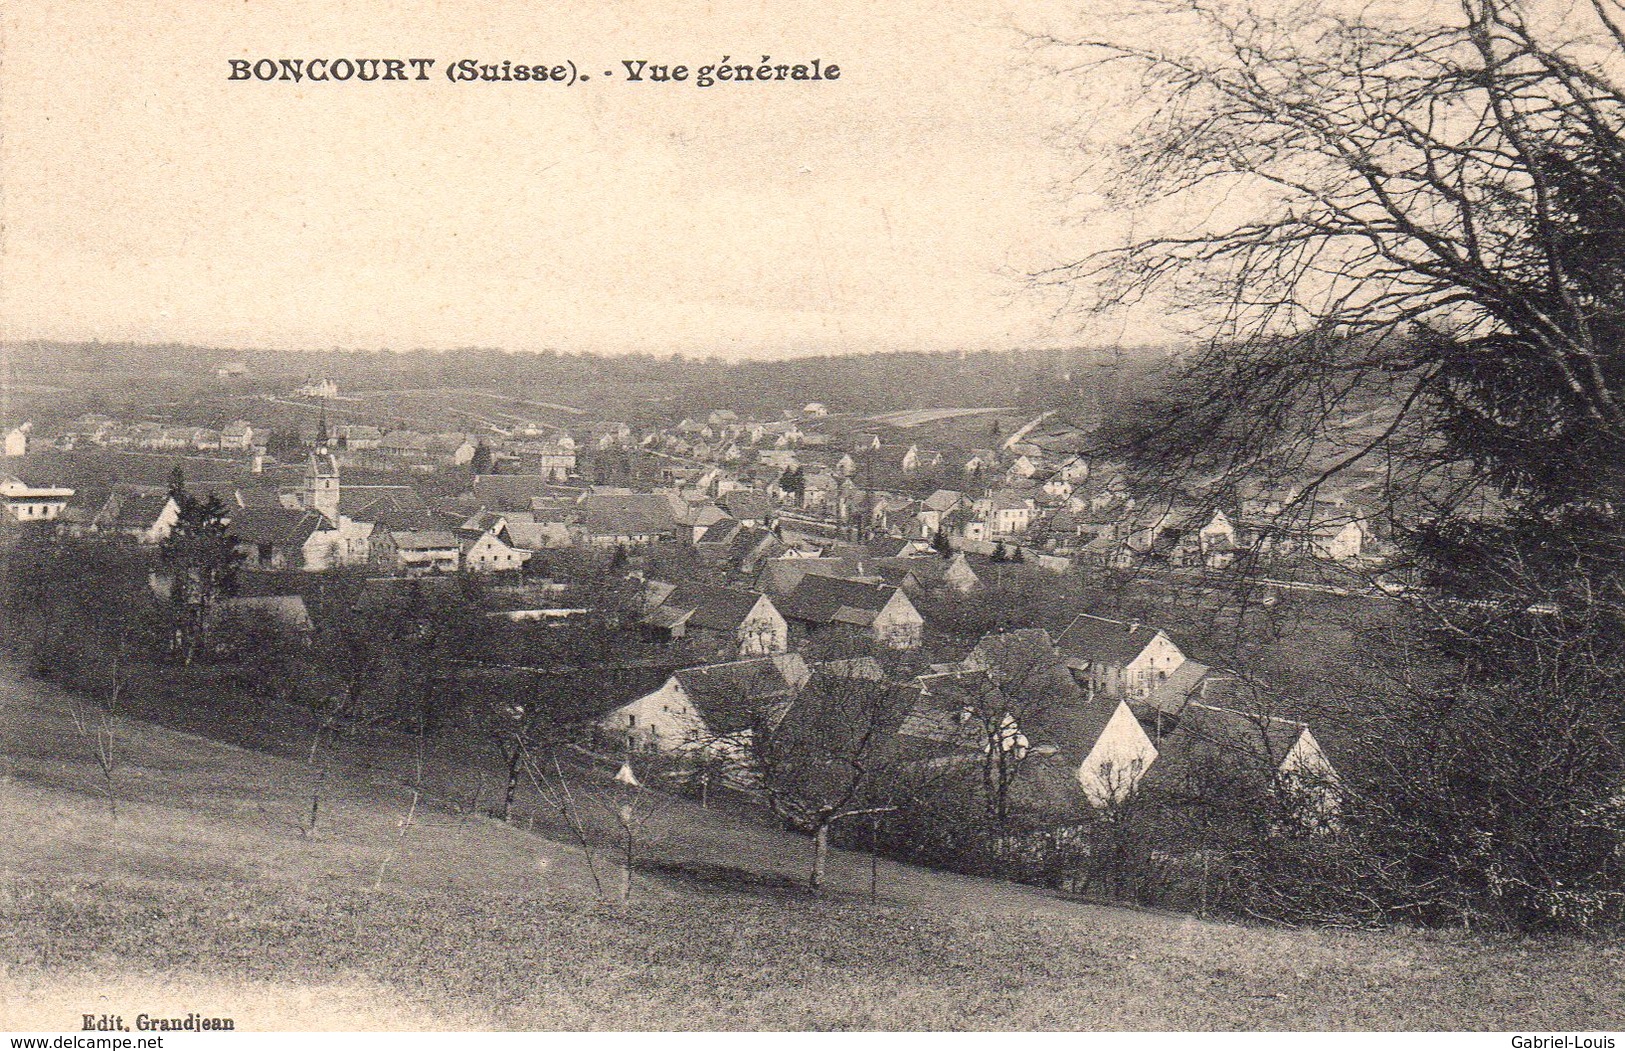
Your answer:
[777,574,904,624]
[460,509,508,535]
[227,507,327,548]
[755,556,872,597]
[718,489,773,521]
[667,584,771,632]
[966,629,1076,697]
[898,671,997,755]
[988,491,1035,512]
[863,536,919,559]
[675,656,801,734]
[391,529,461,551]
[1139,659,1245,717]
[102,492,174,530]
[470,475,557,509]
[695,518,742,546]
[370,508,464,534]
[724,525,783,568]
[576,493,679,536]
[464,664,680,725]
[1055,613,1171,667]
[341,485,427,518]
[1138,703,1317,798]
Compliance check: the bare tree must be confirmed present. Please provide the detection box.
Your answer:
[64,636,129,820]
[745,663,913,889]
[1037,0,1625,931]
[943,629,1082,831]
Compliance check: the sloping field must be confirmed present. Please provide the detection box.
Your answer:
[1,668,1621,1031]
[863,408,1017,429]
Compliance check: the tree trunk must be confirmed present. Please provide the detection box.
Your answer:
[620,832,634,913]
[810,821,830,889]
[501,748,522,821]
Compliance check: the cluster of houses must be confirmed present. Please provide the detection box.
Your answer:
[629,409,1378,572]
[516,611,1337,819]
[3,390,1387,598]
[45,415,262,454]
[1,398,1348,830]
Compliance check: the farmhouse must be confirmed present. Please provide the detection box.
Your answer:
[591,654,811,756]
[1054,613,1187,701]
[1138,702,1339,817]
[91,490,180,544]
[570,493,681,548]
[459,523,531,574]
[0,475,74,523]
[339,424,381,450]
[389,530,462,575]
[1063,697,1160,808]
[979,492,1038,537]
[639,581,789,656]
[778,575,924,649]
[227,507,342,571]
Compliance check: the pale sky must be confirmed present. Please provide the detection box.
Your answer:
[0,0,1133,359]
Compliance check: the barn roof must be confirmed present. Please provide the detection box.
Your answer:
[718,489,773,521]
[1054,613,1169,667]
[896,671,993,759]
[1138,703,1313,798]
[469,475,558,510]
[576,492,679,537]
[227,507,327,547]
[102,492,173,530]
[391,529,461,551]
[778,575,903,625]
[1138,659,1248,718]
[666,584,769,632]
[675,657,800,734]
[459,664,680,725]
[341,485,427,518]
[695,518,742,546]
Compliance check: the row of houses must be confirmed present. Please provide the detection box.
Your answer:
[484,612,1336,822]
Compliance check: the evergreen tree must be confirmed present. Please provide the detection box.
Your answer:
[159,492,243,665]
[470,440,494,475]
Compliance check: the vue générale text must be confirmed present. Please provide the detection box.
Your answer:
[227,57,841,87]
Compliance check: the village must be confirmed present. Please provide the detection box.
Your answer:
[0,367,1364,863]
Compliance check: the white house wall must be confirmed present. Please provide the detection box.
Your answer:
[598,678,706,752]
[1078,702,1159,808]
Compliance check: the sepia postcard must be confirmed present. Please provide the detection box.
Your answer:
[2,0,1624,1039]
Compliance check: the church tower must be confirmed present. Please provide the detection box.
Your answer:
[306,444,340,524]
[306,406,340,524]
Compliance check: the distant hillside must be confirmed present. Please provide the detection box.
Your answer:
[1,341,1177,432]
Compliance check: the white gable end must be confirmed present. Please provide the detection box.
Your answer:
[1078,701,1158,808]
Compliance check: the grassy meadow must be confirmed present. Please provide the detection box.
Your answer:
[1,666,1622,1031]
